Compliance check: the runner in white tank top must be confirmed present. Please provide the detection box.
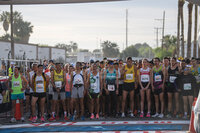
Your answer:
[138,59,151,118]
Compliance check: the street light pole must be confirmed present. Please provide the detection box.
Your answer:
[10,3,14,59]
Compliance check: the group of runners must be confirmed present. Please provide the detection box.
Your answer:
[6,57,199,123]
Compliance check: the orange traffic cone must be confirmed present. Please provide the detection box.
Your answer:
[189,97,197,133]
[15,99,21,120]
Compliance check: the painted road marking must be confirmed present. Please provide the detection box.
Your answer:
[0,120,190,129]
[0,125,186,133]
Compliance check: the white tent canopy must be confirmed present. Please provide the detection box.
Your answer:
[0,0,125,5]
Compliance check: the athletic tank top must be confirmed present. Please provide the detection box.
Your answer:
[124,65,135,83]
[153,66,163,89]
[168,66,179,83]
[65,73,71,92]
[140,67,150,83]
[89,72,100,93]
[106,69,116,91]
[73,71,84,85]
[33,74,46,93]
[11,74,23,94]
[106,69,116,84]
[54,70,63,88]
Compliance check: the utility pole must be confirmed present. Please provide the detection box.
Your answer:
[155,11,165,49]
[154,27,162,48]
[161,11,165,49]
[126,9,128,48]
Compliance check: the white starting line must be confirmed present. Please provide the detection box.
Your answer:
[61,131,188,133]
[61,131,187,133]
[0,120,190,129]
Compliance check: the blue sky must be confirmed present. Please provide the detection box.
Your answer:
[0,0,190,51]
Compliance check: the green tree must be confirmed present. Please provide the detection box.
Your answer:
[79,49,89,52]
[93,49,101,53]
[134,43,154,58]
[120,45,139,59]
[162,35,177,51]
[101,40,120,58]
[0,11,33,43]
[153,35,177,59]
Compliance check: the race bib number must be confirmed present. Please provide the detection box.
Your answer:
[91,83,97,90]
[13,81,20,88]
[184,83,192,90]
[141,75,149,82]
[108,85,115,91]
[155,75,162,82]
[169,76,177,83]
[55,81,62,88]
[36,83,44,92]
[126,74,133,80]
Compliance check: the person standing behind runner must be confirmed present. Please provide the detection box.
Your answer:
[166,57,180,118]
[49,63,67,121]
[27,63,38,121]
[87,63,102,119]
[191,57,200,97]
[70,62,86,121]
[104,60,119,117]
[138,59,151,118]
[99,61,106,117]
[25,68,31,114]
[175,65,197,119]
[114,60,124,117]
[31,65,49,122]
[121,57,137,118]
[65,64,73,117]
[151,57,166,118]
[6,67,28,122]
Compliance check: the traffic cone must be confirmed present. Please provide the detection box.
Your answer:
[15,99,21,120]
[189,97,197,133]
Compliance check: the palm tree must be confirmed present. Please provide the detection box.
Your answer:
[177,0,181,57]
[15,20,33,43]
[187,3,193,58]
[0,11,33,43]
[180,0,185,57]
[0,11,10,33]
[194,5,198,57]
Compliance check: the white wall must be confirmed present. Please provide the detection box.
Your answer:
[0,41,11,59]
[15,43,37,60]
[77,52,92,62]
[38,47,50,60]
[93,51,103,61]
[51,48,65,61]
[0,41,66,62]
